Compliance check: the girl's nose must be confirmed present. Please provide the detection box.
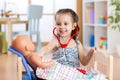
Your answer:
[59,25,64,28]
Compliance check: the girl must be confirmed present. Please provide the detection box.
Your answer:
[11,8,98,80]
[39,8,96,68]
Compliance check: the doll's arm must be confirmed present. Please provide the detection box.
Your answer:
[31,54,54,68]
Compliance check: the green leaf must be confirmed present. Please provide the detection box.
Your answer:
[108,16,114,23]
[109,0,120,32]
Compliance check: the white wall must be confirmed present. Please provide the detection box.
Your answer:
[1,0,76,42]
[108,27,120,53]
[31,0,77,42]
[0,0,4,11]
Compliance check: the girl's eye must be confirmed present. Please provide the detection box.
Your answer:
[56,23,61,26]
[64,23,68,25]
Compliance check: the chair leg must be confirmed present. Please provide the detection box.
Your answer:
[36,33,41,52]
[0,35,2,52]
[0,32,7,54]
[17,57,22,80]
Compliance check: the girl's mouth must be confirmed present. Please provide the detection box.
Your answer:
[59,29,67,34]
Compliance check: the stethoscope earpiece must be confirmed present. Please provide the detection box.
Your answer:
[53,26,78,48]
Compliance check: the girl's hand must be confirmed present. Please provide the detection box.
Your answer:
[92,46,97,53]
[89,47,97,55]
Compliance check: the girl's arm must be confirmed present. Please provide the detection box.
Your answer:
[78,42,95,66]
[38,38,58,56]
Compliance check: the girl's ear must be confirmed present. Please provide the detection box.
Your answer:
[72,23,77,30]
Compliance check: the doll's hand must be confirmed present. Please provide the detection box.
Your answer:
[42,60,54,68]
[32,54,54,68]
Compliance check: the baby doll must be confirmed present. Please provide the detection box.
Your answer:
[12,35,54,71]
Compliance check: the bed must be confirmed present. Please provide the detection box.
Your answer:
[93,51,113,80]
[36,50,113,80]
[8,46,113,80]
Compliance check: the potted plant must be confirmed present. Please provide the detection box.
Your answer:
[108,0,120,55]
[108,0,120,31]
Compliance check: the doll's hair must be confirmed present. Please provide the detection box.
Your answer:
[55,8,80,40]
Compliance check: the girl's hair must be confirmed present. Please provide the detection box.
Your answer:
[55,8,80,40]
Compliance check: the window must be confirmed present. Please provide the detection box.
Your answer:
[1,0,29,14]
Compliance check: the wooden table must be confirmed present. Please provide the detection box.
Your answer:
[0,18,28,54]
[0,54,18,80]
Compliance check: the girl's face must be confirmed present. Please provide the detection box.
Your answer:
[55,13,74,38]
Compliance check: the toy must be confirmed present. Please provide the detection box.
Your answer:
[53,26,78,48]
[12,35,54,71]
[99,37,107,50]
[90,34,94,47]
[105,12,108,24]
[77,68,86,74]
[99,15,105,24]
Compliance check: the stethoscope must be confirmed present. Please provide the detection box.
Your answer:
[53,26,78,61]
[53,26,79,49]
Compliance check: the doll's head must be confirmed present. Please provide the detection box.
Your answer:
[12,35,35,56]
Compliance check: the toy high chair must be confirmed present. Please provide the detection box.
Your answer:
[8,46,41,80]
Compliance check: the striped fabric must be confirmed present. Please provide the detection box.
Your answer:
[36,61,83,80]
[36,61,105,80]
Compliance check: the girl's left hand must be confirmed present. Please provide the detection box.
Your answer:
[91,46,97,53]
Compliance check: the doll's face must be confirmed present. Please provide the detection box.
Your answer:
[12,35,35,56]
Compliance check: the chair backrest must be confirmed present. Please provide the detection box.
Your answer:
[12,5,43,52]
[28,5,43,33]
[93,51,113,80]
[8,46,32,80]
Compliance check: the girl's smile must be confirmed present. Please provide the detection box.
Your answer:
[59,29,67,35]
